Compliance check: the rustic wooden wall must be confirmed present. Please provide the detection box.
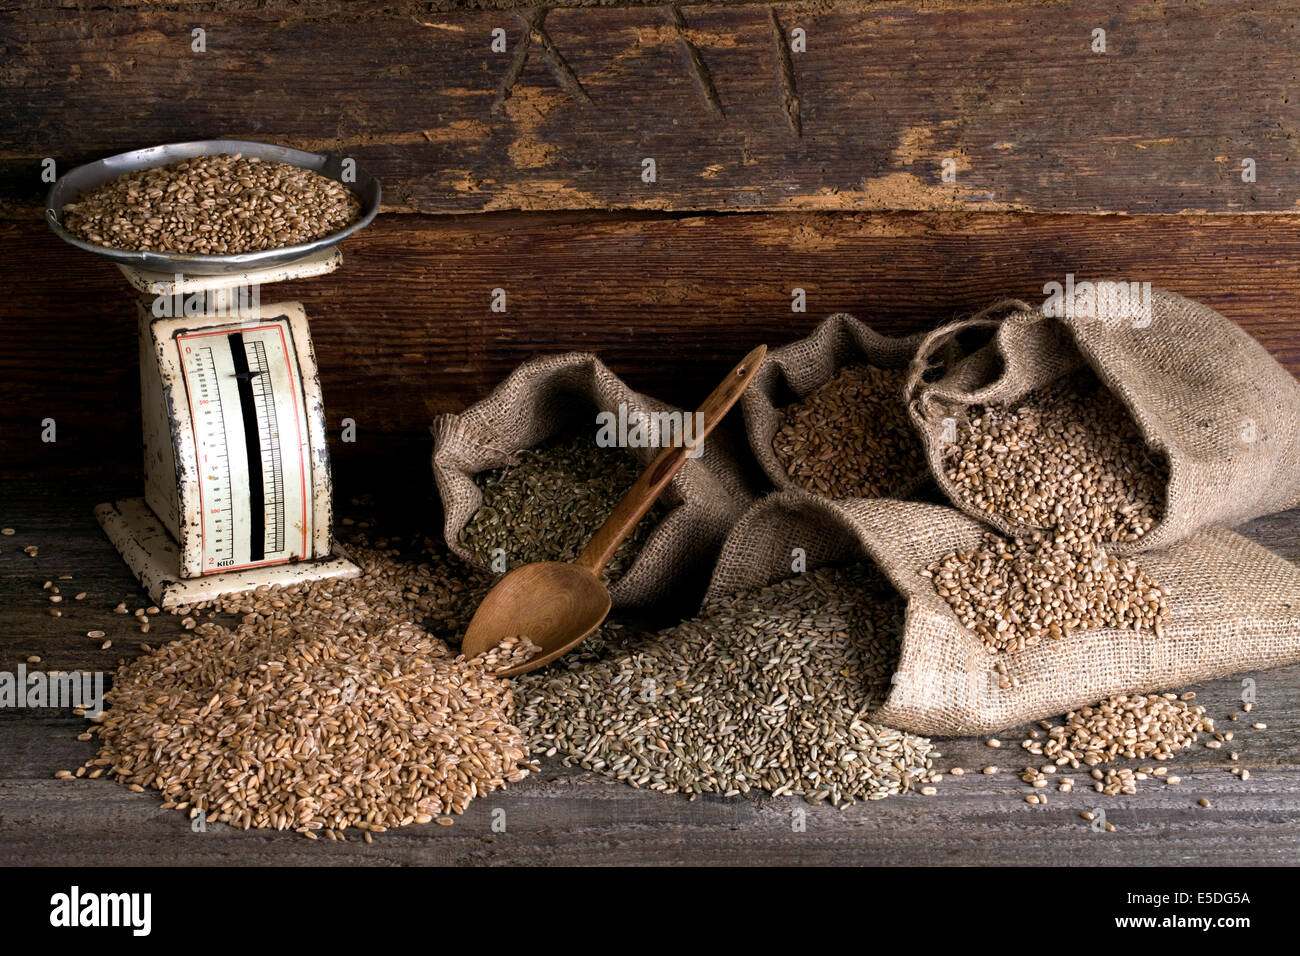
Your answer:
[5,0,1299,214]
[2,0,1298,480]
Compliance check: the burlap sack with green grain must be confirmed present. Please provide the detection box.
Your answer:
[741,313,932,497]
[432,352,757,613]
[904,287,1300,554]
[705,491,1300,736]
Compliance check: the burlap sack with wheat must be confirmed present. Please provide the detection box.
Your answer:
[741,313,932,496]
[706,492,1300,736]
[904,287,1300,554]
[432,352,756,613]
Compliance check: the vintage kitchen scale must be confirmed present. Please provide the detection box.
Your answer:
[46,140,381,608]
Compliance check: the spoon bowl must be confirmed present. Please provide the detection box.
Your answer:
[460,344,767,677]
[462,562,611,676]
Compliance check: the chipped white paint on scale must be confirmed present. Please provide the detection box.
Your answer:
[96,499,358,609]
[96,254,357,603]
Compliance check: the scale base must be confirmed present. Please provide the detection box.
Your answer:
[95,497,361,610]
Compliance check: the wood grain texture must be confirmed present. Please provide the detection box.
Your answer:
[4,210,1300,478]
[3,0,1298,215]
[0,480,1296,866]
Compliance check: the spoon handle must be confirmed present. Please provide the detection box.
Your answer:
[573,343,767,578]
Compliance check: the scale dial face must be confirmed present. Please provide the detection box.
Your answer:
[150,307,328,577]
[177,320,312,572]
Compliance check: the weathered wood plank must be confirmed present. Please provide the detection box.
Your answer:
[4,211,1300,478]
[3,1,1298,214]
[0,481,1296,866]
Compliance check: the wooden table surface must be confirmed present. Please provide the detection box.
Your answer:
[2,477,1296,866]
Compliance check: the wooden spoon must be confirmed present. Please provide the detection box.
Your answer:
[462,344,767,676]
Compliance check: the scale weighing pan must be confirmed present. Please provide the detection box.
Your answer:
[45,139,381,275]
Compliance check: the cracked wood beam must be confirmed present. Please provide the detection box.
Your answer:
[669,5,725,118]
[769,7,800,136]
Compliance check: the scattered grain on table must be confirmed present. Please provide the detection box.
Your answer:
[519,563,938,805]
[1024,693,1212,768]
[75,545,532,836]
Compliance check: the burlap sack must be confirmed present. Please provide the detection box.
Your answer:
[904,288,1300,554]
[741,313,931,496]
[706,491,1300,736]
[432,352,756,613]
